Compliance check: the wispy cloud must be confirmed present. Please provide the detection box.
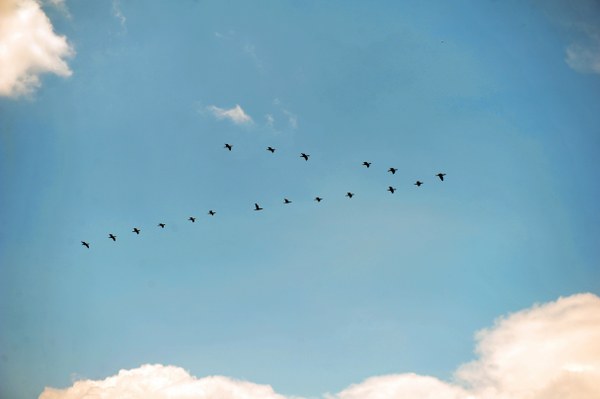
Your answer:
[265,114,275,128]
[206,104,253,125]
[39,293,600,399]
[566,38,600,74]
[283,109,298,129]
[112,0,126,29]
[0,0,74,98]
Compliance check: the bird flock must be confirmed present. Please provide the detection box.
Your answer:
[80,144,446,249]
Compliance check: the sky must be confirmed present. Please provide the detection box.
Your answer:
[1,0,599,398]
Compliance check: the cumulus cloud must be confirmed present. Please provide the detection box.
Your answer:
[0,0,74,97]
[206,104,253,125]
[39,293,600,399]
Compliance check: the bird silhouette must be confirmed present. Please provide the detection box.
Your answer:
[132,228,140,234]
[362,161,372,168]
[414,181,423,187]
[108,234,117,241]
[315,197,323,202]
[208,210,216,216]
[388,186,396,194]
[188,216,196,222]
[158,223,166,228]
[81,241,90,248]
[254,203,263,211]
[224,143,233,151]
[267,147,276,153]
[300,153,310,161]
[346,192,354,198]
[436,173,446,181]
[284,198,292,204]
[388,167,397,174]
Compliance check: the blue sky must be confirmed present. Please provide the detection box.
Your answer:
[1,1,600,398]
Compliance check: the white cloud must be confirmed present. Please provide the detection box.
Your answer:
[206,104,253,125]
[566,41,600,74]
[266,113,275,128]
[39,293,600,399]
[0,0,74,97]
[283,109,298,129]
[112,0,126,29]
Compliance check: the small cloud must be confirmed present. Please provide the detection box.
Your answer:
[0,0,74,98]
[206,104,253,125]
[112,0,126,29]
[566,41,600,74]
[44,0,70,18]
[265,114,275,128]
[283,109,298,129]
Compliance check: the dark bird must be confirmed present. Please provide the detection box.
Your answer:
[388,186,396,194]
[254,203,263,211]
[158,223,166,228]
[267,146,276,153]
[188,216,196,222]
[414,181,423,187]
[132,228,140,234]
[315,197,323,202]
[208,210,216,216]
[224,143,233,151]
[300,153,310,161]
[284,198,292,204]
[388,167,397,174]
[346,192,354,198]
[362,161,372,168]
[436,173,446,181]
[108,234,117,241]
[81,241,90,248]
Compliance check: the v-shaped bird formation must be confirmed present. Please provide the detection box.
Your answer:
[80,143,446,248]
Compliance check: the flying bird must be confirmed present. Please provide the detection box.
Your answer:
[81,241,90,248]
[388,167,397,174]
[436,173,446,181]
[300,153,310,161]
[132,228,140,234]
[108,234,117,241]
[158,223,166,228]
[188,216,196,222]
[267,147,276,153]
[208,210,216,216]
[388,186,396,194]
[314,197,323,202]
[254,203,263,211]
[362,161,372,168]
[414,181,423,187]
[346,192,354,198]
[284,198,292,204]
[224,143,233,151]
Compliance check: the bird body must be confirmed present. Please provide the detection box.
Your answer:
[158,223,166,228]
[254,203,263,211]
[300,153,310,161]
[188,216,196,222]
[224,143,233,151]
[388,186,396,194]
[208,210,216,216]
[267,147,276,153]
[132,228,140,234]
[81,241,90,248]
[415,181,423,187]
[284,198,292,204]
[346,192,354,198]
[108,234,117,241]
[362,161,371,168]
[315,197,323,202]
[436,173,446,181]
[388,167,397,174]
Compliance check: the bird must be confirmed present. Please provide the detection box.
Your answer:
[224,143,233,151]
[132,228,140,234]
[436,173,446,181]
[346,192,354,198]
[254,203,263,211]
[208,210,216,216]
[300,153,310,161]
[284,198,292,204]
[362,161,372,168]
[267,146,276,153]
[388,167,397,174]
[108,234,117,241]
[188,216,196,222]
[388,186,396,194]
[314,197,323,202]
[81,241,90,248]
[158,223,166,228]
[414,181,423,187]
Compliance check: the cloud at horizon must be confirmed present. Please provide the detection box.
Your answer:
[0,0,74,97]
[39,293,600,399]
